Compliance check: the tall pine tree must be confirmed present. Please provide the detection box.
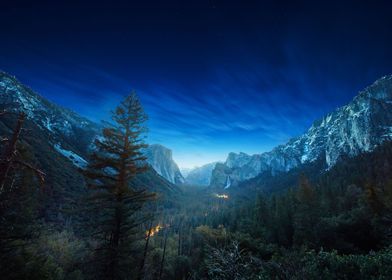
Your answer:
[294,174,318,247]
[83,92,155,280]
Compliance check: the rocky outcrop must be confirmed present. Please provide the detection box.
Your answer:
[210,75,392,188]
[0,71,182,186]
[144,144,184,184]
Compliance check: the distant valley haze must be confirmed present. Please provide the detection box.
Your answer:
[2,1,392,279]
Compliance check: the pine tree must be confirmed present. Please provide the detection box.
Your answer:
[296,174,316,207]
[83,92,155,280]
[294,174,318,247]
[254,193,271,240]
[365,183,384,216]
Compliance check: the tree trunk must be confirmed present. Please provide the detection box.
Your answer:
[178,218,183,256]
[0,113,25,190]
[158,227,168,280]
[107,200,122,280]
[137,219,153,280]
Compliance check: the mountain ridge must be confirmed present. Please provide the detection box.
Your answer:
[0,71,184,185]
[183,162,218,186]
[210,74,392,188]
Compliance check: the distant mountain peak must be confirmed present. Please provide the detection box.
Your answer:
[0,71,96,133]
[356,74,392,101]
[144,144,184,184]
[0,71,184,185]
[210,75,392,189]
[184,162,219,186]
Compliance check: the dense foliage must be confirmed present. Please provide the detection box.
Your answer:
[1,95,392,279]
[82,93,155,279]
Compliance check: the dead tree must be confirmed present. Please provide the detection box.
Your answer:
[137,219,154,280]
[0,111,45,192]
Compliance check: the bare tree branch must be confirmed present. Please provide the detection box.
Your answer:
[13,160,45,184]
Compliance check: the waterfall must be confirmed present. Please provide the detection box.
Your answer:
[224,176,231,189]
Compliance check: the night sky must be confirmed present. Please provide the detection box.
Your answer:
[1,0,392,168]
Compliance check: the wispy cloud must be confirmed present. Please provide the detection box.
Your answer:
[3,0,391,168]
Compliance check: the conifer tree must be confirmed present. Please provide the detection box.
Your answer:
[294,174,318,247]
[83,92,155,280]
[365,183,384,215]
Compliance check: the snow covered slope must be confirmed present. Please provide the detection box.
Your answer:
[210,75,392,188]
[0,71,182,184]
[0,71,100,163]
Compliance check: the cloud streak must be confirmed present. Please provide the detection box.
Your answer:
[1,0,392,167]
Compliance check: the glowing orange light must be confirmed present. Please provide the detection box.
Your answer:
[146,224,163,238]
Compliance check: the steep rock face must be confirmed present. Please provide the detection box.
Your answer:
[0,72,100,160]
[211,75,392,188]
[226,152,252,168]
[144,144,184,184]
[209,163,232,188]
[0,72,180,192]
[184,162,218,186]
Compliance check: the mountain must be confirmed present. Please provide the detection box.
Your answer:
[180,167,192,178]
[0,71,185,185]
[184,162,218,186]
[210,75,392,188]
[0,72,101,159]
[0,72,179,221]
[144,144,185,184]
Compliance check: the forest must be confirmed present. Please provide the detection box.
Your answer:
[1,92,392,280]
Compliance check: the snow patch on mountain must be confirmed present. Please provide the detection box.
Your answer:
[54,144,87,168]
[210,74,392,188]
[0,71,100,141]
[1,72,185,184]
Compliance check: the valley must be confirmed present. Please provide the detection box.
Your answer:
[1,71,392,279]
[2,1,392,279]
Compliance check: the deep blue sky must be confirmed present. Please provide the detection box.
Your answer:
[1,0,392,168]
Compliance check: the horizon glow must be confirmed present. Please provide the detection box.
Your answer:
[1,1,392,168]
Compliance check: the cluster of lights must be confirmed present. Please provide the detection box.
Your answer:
[146,224,164,238]
[215,194,229,199]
